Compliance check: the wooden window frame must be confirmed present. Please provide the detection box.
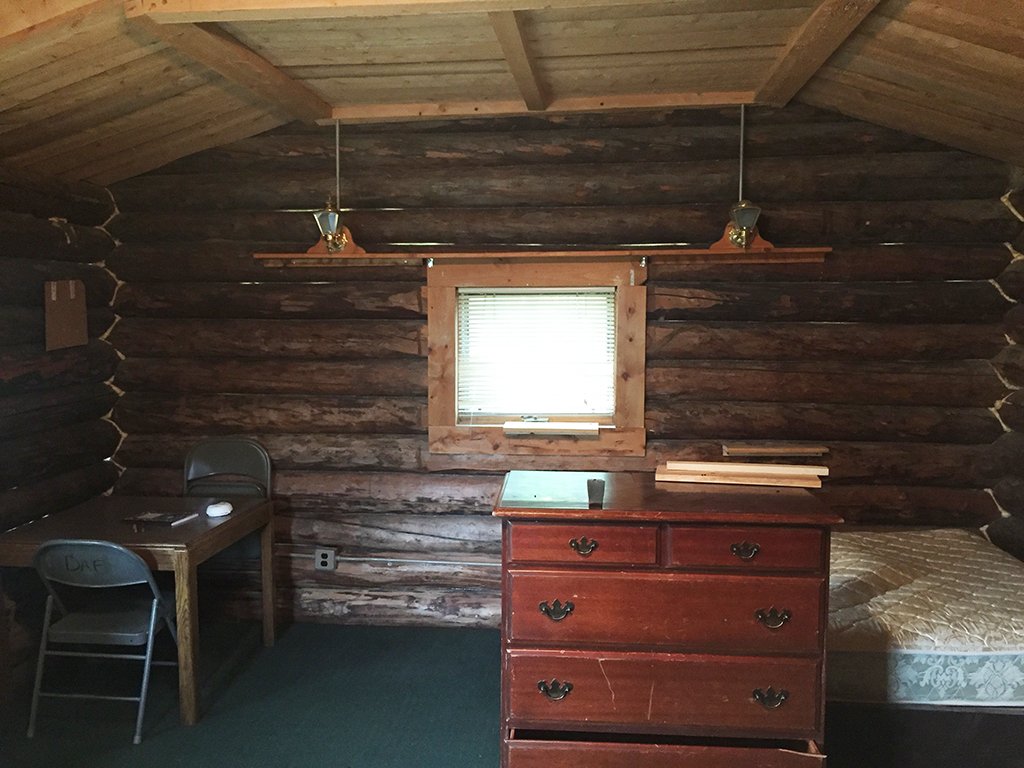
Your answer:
[427,257,646,457]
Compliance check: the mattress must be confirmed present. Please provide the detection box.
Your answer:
[828,527,1024,706]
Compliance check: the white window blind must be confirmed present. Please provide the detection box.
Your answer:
[456,287,616,422]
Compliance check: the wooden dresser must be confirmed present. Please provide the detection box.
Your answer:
[494,470,842,768]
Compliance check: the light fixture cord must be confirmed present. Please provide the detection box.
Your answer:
[738,104,745,203]
[334,120,341,207]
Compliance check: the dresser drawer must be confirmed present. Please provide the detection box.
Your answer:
[506,650,820,736]
[668,526,824,571]
[507,570,823,653]
[507,523,658,566]
[506,738,824,768]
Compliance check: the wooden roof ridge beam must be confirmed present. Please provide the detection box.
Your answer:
[489,10,547,111]
[755,0,881,107]
[329,90,756,122]
[125,0,653,23]
[127,14,332,122]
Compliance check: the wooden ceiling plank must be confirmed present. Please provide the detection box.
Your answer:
[328,89,755,122]
[127,14,332,121]
[0,0,114,42]
[800,69,1024,166]
[886,0,1024,57]
[756,0,882,107]
[0,54,209,157]
[488,11,547,110]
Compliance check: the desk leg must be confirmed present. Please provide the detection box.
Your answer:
[260,521,276,647]
[173,555,200,725]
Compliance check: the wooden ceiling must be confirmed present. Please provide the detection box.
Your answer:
[1,0,1021,185]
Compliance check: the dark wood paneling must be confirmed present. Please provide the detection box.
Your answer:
[0,210,114,263]
[0,419,120,488]
[0,167,114,226]
[0,340,119,396]
[0,461,119,531]
[0,257,116,307]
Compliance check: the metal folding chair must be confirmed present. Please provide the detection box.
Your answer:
[183,437,271,499]
[27,539,178,744]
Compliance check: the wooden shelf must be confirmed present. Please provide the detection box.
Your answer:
[253,246,830,268]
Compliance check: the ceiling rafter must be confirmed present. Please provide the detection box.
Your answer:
[125,0,649,23]
[328,90,756,123]
[756,0,881,107]
[127,14,332,121]
[488,10,547,111]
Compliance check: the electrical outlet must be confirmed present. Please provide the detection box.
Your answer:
[314,547,336,571]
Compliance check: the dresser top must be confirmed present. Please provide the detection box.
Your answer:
[494,470,842,526]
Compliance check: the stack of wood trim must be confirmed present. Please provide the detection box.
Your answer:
[655,460,829,488]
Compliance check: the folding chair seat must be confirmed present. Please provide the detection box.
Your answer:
[27,539,178,744]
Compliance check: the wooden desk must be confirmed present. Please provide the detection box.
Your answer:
[0,495,276,726]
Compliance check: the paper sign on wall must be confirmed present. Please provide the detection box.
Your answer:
[44,279,88,351]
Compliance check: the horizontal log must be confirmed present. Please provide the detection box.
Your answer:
[0,166,114,225]
[0,258,116,307]
[116,357,424,396]
[0,461,119,531]
[647,321,1008,361]
[106,242,425,283]
[990,345,1024,387]
[114,468,501,515]
[0,210,114,263]
[992,476,1024,517]
[111,152,1008,212]
[116,432,425,471]
[0,419,120,490]
[996,259,1024,302]
[105,200,1020,247]
[996,390,1024,432]
[206,549,500,589]
[144,117,947,175]
[280,511,501,554]
[114,281,424,319]
[646,360,1005,407]
[820,485,999,526]
[112,393,424,435]
[108,317,425,359]
[648,281,1008,323]
[0,306,114,347]
[974,431,1024,482]
[650,244,1012,282]
[646,400,1003,444]
[0,340,119,396]
[112,432,986,487]
[0,382,118,438]
[289,585,500,627]
[1004,304,1024,344]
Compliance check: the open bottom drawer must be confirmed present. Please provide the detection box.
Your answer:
[506,731,824,767]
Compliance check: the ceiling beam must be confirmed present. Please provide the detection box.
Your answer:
[128,14,332,122]
[328,90,755,122]
[1,0,111,44]
[488,11,547,111]
[755,0,881,107]
[125,0,653,23]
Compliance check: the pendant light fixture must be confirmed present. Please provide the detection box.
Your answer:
[711,105,773,252]
[309,121,362,255]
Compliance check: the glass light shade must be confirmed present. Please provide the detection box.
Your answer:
[730,200,761,231]
[313,207,340,238]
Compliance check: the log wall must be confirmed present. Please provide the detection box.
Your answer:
[0,167,119,685]
[105,105,1024,628]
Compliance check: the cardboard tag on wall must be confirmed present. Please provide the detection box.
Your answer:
[44,279,88,351]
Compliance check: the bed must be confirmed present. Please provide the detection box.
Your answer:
[828,527,1024,707]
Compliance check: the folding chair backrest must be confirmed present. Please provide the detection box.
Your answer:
[183,437,271,498]
[34,539,159,593]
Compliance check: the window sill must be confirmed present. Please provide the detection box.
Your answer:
[428,425,645,457]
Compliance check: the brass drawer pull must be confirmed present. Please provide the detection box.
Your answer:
[569,536,599,556]
[755,607,792,630]
[731,541,761,561]
[753,687,789,710]
[538,599,575,621]
[538,679,573,701]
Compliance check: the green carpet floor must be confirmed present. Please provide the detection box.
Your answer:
[1,624,501,768]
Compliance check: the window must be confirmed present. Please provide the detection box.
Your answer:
[427,258,646,456]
